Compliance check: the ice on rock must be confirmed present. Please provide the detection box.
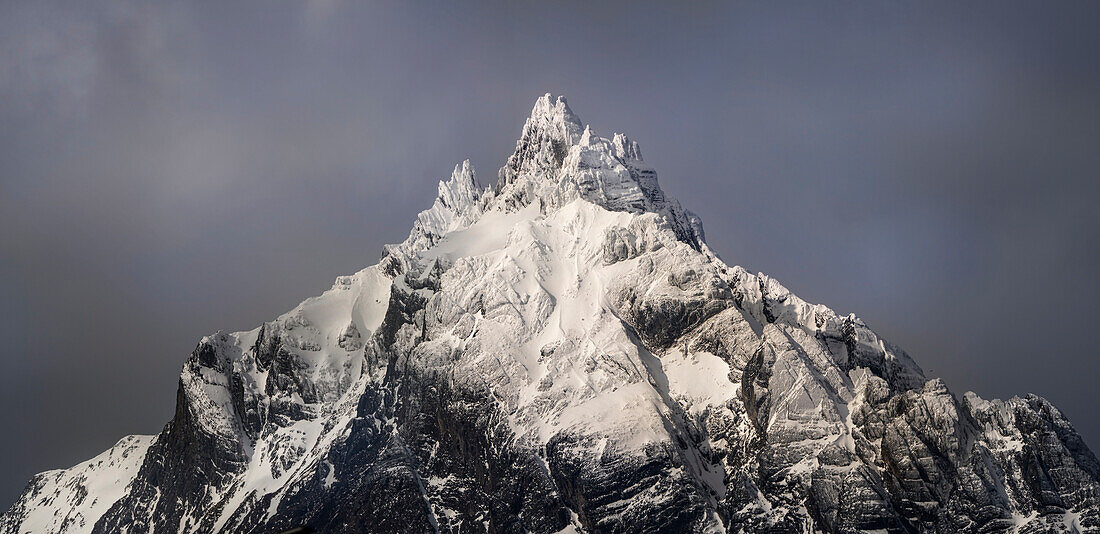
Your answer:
[4,94,1098,534]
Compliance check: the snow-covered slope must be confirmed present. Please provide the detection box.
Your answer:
[3,94,1098,533]
[0,436,153,534]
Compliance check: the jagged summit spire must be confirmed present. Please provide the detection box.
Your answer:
[383,94,708,261]
[487,93,707,250]
[497,94,585,191]
[527,93,584,144]
[438,159,478,208]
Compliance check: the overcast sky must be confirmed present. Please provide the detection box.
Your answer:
[1,0,1098,507]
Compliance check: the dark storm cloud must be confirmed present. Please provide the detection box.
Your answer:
[1,0,1097,506]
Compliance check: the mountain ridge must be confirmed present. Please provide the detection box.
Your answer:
[3,94,1097,533]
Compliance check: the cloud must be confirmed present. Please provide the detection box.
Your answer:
[0,3,98,119]
[0,1,174,125]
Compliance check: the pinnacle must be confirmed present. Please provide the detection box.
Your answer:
[446,159,477,190]
[526,93,584,145]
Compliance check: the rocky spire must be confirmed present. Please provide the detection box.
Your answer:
[385,159,483,264]
[486,94,707,251]
[430,159,479,219]
[611,132,643,162]
[496,94,584,191]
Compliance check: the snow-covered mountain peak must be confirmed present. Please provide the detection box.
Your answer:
[495,94,582,196]
[490,94,707,253]
[4,94,1097,534]
[527,93,584,144]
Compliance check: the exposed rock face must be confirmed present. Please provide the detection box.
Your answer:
[3,94,1097,534]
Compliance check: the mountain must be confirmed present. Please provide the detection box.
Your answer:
[3,94,1097,534]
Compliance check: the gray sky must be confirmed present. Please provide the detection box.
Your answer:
[1,1,1097,507]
